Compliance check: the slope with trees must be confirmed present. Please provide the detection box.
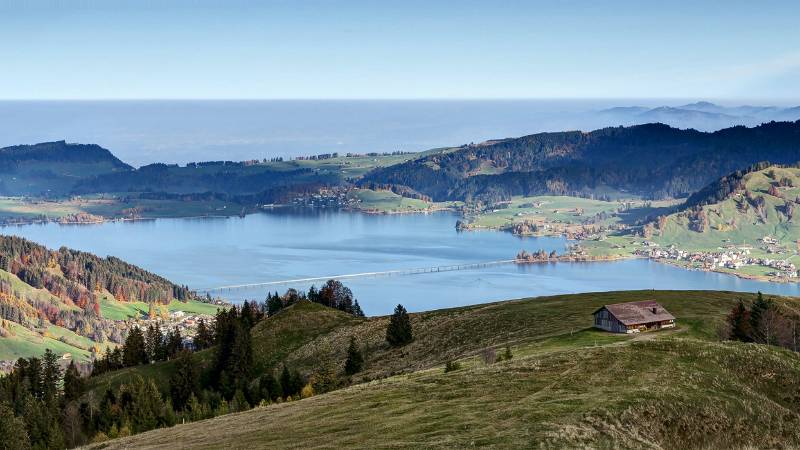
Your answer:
[0,235,206,364]
[75,289,800,449]
[362,121,800,203]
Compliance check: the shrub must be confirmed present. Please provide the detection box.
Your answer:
[444,360,461,373]
[300,384,315,399]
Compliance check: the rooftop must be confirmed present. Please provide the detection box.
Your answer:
[594,300,675,326]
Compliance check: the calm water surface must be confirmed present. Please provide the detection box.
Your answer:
[5,210,800,315]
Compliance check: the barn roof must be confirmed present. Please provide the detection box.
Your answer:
[593,300,675,326]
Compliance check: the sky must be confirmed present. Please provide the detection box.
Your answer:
[1,0,799,100]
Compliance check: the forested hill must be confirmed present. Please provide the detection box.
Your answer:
[361,121,800,202]
[0,235,191,306]
[0,141,132,196]
[0,234,193,361]
[0,141,131,169]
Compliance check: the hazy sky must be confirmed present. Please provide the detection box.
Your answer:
[1,0,799,100]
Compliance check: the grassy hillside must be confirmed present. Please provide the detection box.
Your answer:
[88,289,800,449]
[91,290,745,395]
[654,166,800,251]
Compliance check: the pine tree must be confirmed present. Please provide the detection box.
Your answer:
[186,394,206,422]
[260,373,281,402]
[145,324,165,363]
[280,366,292,399]
[122,327,147,367]
[63,361,85,403]
[266,293,284,316]
[352,300,365,317]
[169,350,199,411]
[129,377,164,433]
[0,402,31,450]
[230,390,250,412]
[41,349,61,405]
[240,300,254,329]
[728,299,752,341]
[194,319,214,350]
[166,328,183,358]
[750,291,773,341]
[344,337,363,375]
[386,304,413,347]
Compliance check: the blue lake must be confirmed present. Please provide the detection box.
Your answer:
[4,209,800,315]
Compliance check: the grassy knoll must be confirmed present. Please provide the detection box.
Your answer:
[90,289,800,449]
[89,290,753,400]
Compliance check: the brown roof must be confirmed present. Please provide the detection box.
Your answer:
[594,300,675,326]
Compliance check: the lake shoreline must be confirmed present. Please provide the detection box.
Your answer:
[2,202,798,288]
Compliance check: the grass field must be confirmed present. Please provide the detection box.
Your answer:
[98,294,221,321]
[0,321,94,362]
[88,289,800,449]
[0,196,249,222]
[346,189,459,214]
[465,195,678,231]
[89,290,752,395]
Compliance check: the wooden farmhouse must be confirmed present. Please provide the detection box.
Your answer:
[593,300,675,333]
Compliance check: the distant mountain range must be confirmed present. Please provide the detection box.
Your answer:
[596,101,800,131]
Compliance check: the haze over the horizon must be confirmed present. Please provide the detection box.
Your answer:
[1,0,799,100]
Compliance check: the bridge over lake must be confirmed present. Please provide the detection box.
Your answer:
[197,259,517,294]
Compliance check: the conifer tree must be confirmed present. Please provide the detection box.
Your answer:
[145,324,165,363]
[728,299,752,341]
[41,349,61,405]
[169,350,199,411]
[280,365,292,399]
[122,327,147,367]
[750,291,773,341]
[166,328,184,358]
[267,292,283,316]
[63,361,85,403]
[194,319,214,350]
[353,300,365,317]
[0,402,31,450]
[386,304,413,347]
[344,337,364,375]
[231,390,250,412]
[260,373,281,402]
